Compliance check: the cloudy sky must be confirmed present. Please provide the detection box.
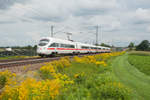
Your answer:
[0,0,150,47]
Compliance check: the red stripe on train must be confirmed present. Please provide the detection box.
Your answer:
[47,48,55,50]
[47,48,110,51]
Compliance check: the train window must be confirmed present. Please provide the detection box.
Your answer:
[68,45,75,48]
[60,44,65,47]
[81,46,89,49]
[81,46,84,49]
[60,44,75,48]
[65,44,69,48]
[70,45,75,48]
[39,43,47,46]
[91,47,95,49]
[39,39,49,46]
[40,39,49,42]
[49,43,59,47]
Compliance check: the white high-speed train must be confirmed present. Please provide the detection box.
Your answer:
[37,37,111,57]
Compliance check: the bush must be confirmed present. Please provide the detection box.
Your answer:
[0,75,6,89]
[89,73,131,100]
[98,82,131,100]
[0,70,16,89]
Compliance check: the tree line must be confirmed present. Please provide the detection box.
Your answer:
[0,45,37,51]
[128,40,150,51]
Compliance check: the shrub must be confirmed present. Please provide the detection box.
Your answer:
[98,82,131,100]
[89,73,131,100]
[39,64,55,79]
[0,78,61,100]
[0,70,16,89]
[0,75,6,89]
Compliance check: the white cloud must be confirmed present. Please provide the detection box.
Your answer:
[135,8,150,21]
[76,0,118,10]
[0,0,150,47]
[147,26,150,32]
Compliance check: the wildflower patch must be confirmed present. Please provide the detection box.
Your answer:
[0,51,132,100]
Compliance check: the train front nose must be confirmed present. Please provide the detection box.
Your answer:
[37,47,46,54]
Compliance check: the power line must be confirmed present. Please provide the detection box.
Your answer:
[53,26,67,34]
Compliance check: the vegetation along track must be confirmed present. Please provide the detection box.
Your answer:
[112,53,150,100]
[0,53,100,70]
[0,57,41,63]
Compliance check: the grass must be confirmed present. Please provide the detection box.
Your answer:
[112,54,150,100]
[0,48,4,52]
[38,53,132,100]
[62,62,109,78]
[0,56,37,60]
[128,54,150,76]
[128,51,150,56]
[57,60,131,100]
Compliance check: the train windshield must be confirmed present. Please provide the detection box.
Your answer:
[38,39,50,46]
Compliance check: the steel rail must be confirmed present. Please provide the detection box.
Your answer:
[0,53,101,69]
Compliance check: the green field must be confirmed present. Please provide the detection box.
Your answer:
[112,53,150,100]
[128,53,150,76]
[128,51,150,56]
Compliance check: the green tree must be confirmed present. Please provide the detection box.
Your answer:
[128,42,134,50]
[136,40,149,51]
[100,43,111,47]
[33,45,37,50]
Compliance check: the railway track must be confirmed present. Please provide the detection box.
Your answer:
[0,53,99,70]
[0,57,41,63]
[0,57,61,69]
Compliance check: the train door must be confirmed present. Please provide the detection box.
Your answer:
[75,43,78,53]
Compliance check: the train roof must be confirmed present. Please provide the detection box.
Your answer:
[40,37,75,44]
[39,37,110,49]
[74,42,95,47]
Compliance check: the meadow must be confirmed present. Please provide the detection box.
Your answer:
[128,51,150,56]
[128,52,150,76]
[112,51,150,100]
[0,51,133,100]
